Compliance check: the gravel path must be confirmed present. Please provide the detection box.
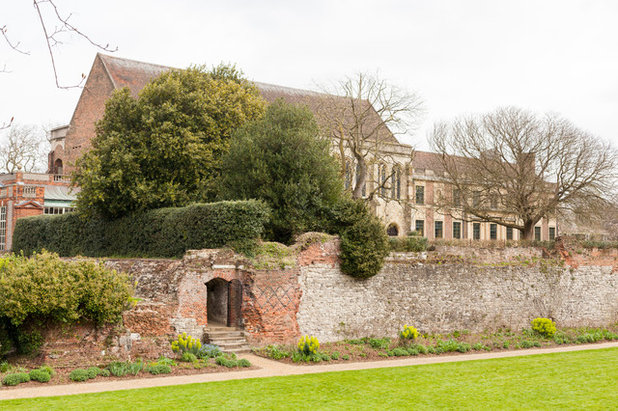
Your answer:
[2,341,617,401]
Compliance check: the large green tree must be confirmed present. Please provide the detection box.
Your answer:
[74,65,266,218]
[220,100,344,243]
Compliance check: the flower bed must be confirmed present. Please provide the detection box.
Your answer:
[253,324,618,365]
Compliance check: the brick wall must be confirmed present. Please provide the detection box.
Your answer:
[81,239,618,352]
[63,55,116,172]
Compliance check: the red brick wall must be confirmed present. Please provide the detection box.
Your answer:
[64,55,116,172]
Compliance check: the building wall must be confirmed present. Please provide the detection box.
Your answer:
[63,55,116,172]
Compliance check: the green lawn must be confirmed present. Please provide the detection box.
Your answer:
[3,348,617,410]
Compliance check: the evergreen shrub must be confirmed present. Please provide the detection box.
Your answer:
[2,372,30,386]
[326,198,389,279]
[13,200,270,258]
[29,368,51,383]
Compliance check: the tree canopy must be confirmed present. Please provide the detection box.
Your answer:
[74,65,266,218]
[430,107,618,239]
[220,100,344,243]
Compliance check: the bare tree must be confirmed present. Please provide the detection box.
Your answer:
[430,107,618,239]
[317,72,424,200]
[0,124,47,173]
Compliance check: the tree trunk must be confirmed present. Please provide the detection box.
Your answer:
[352,157,367,199]
[522,221,535,240]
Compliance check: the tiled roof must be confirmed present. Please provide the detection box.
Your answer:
[96,54,399,144]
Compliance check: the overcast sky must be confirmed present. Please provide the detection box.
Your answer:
[1,0,617,150]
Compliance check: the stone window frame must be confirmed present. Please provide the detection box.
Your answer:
[549,227,556,240]
[534,226,542,241]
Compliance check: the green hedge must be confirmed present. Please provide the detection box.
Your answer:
[13,200,271,258]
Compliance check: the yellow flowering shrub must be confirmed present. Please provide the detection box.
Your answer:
[171,332,202,356]
[297,335,320,355]
[399,325,419,340]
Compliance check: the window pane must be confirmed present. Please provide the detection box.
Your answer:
[490,224,497,240]
[549,227,555,240]
[535,227,541,241]
[506,226,513,240]
[435,221,443,239]
[415,220,424,237]
[453,222,461,239]
[473,223,481,240]
[416,186,424,204]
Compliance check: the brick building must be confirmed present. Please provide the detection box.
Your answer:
[0,171,75,250]
[50,53,556,242]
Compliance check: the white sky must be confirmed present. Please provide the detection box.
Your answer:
[1,0,617,151]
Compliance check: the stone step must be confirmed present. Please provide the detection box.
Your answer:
[209,339,247,347]
[207,337,246,345]
[204,327,250,353]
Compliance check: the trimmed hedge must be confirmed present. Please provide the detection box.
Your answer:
[13,200,271,258]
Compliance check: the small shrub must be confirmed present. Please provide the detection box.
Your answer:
[342,354,350,360]
[100,369,110,377]
[153,357,176,366]
[435,339,470,353]
[427,346,436,354]
[171,333,202,356]
[215,356,238,368]
[399,325,419,341]
[86,366,105,379]
[69,369,91,382]
[196,344,221,359]
[367,338,391,349]
[181,352,198,363]
[261,345,291,360]
[553,331,571,345]
[0,361,10,373]
[392,348,408,357]
[107,362,130,377]
[297,335,320,355]
[320,353,331,361]
[147,364,172,375]
[406,347,419,356]
[519,340,541,348]
[531,318,557,338]
[3,372,30,386]
[330,351,340,360]
[503,341,510,349]
[413,344,428,354]
[237,359,251,368]
[39,365,55,377]
[29,369,51,383]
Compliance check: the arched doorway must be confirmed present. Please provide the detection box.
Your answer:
[206,278,242,327]
[387,223,399,237]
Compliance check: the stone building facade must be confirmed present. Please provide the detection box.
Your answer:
[50,53,557,241]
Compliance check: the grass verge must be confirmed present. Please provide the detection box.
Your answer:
[2,348,617,409]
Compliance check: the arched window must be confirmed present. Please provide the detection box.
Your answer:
[387,223,399,237]
[54,159,63,175]
[391,166,401,200]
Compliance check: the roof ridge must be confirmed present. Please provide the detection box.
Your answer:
[97,53,174,71]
